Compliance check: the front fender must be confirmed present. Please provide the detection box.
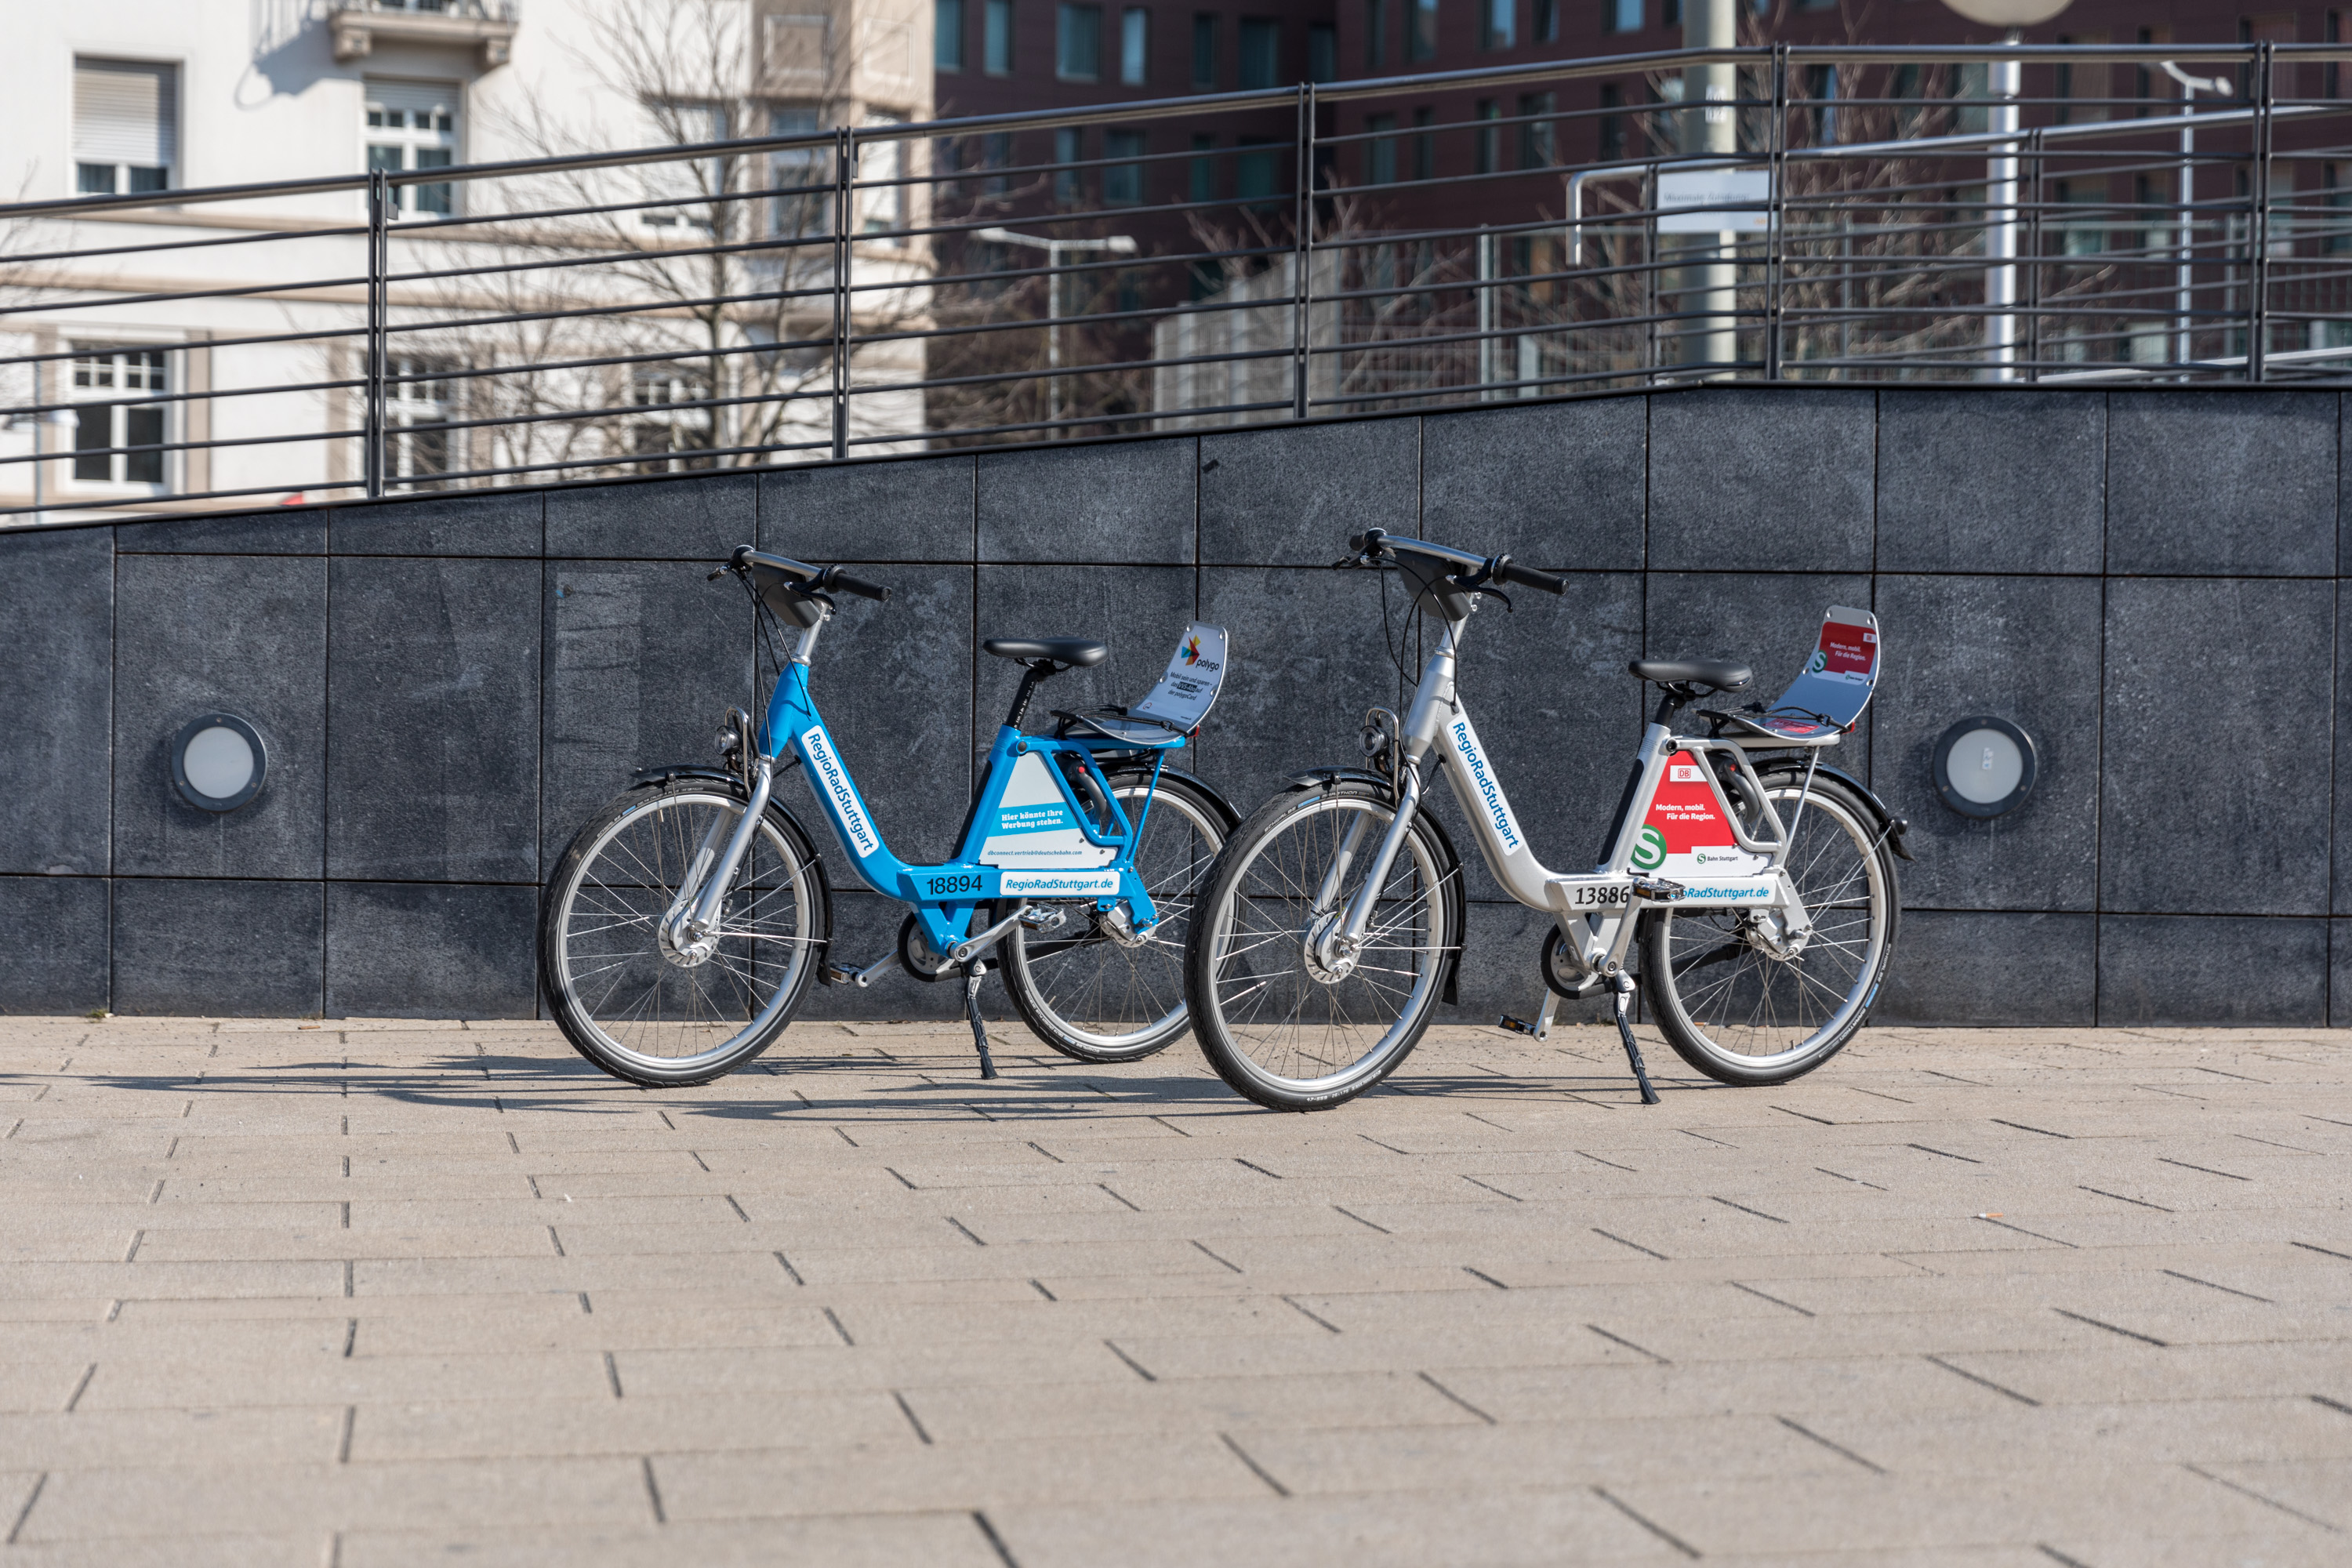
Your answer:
[1276,766,1468,1007]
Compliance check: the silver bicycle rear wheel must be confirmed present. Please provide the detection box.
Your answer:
[541,783,828,1085]
[1185,780,1457,1111]
[998,771,1230,1062]
[1642,775,1898,1086]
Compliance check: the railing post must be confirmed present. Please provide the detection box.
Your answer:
[1764,45,1788,379]
[1982,35,2023,383]
[2250,40,2274,382]
[365,169,388,499]
[2024,128,2045,380]
[1293,83,1315,420]
[832,126,854,460]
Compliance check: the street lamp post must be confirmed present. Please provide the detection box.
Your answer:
[2161,61,2231,373]
[1940,0,2073,381]
[975,227,1139,430]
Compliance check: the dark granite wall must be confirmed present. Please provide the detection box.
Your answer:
[2,385,2339,1028]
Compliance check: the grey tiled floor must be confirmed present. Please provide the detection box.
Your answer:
[3,1016,2350,1565]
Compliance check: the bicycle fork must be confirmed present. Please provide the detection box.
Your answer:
[661,756,776,962]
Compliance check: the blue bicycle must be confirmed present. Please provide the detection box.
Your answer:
[539,546,1238,1085]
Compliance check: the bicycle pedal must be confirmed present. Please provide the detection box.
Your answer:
[820,964,856,986]
[1496,1014,1537,1036]
[1630,875,1686,902]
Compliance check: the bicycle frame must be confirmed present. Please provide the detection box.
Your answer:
[698,603,1169,964]
[1332,608,1828,987]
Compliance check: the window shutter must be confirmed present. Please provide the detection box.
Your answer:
[364,78,460,125]
[74,60,176,170]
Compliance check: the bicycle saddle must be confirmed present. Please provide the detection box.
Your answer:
[1629,658,1752,693]
[982,637,1109,668]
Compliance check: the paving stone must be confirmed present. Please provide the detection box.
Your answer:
[1,1015,2350,1562]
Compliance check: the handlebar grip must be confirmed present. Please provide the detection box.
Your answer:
[824,568,891,603]
[1348,528,1386,556]
[1497,558,1568,597]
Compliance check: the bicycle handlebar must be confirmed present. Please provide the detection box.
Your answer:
[1492,557,1567,597]
[1347,530,1564,597]
[725,546,891,604]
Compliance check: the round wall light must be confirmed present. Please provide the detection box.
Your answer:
[1932,716,2035,819]
[172,713,268,812]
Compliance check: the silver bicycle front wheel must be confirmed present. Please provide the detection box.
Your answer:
[1642,775,1898,1086]
[1185,780,1457,1111]
[540,783,828,1085]
[998,771,1230,1063]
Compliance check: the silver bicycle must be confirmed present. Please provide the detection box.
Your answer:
[1182,528,1911,1111]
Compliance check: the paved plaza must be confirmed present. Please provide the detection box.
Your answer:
[2,1016,2350,1565]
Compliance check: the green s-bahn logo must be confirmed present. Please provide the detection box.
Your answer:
[1630,825,1667,872]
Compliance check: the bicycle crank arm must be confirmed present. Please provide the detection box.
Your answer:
[949,901,1030,966]
[822,951,903,988]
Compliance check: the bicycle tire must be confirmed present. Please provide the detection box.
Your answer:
[997,768,1233,1063]
[1184,777,1459,1111]
[1640,771,1900,1087]
[540,781,829,1087]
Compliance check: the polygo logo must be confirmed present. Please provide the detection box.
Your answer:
[1182,634,1202,665]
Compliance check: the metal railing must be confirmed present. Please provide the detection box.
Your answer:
[4,42,2350,521]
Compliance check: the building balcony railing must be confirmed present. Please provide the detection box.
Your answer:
[3,41,2350,523]
[330,0,521,70]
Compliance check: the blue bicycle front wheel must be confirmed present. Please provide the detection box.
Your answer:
[540,782,829,1086]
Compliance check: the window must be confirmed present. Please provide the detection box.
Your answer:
[638,101,724,230]
[1120,8,1149,82]
[1534,0,1555,41]
[1364,113,1398,185]
[1105,129,1145,204]
[1599,83,1624,160]
[1517,92,1552,166]
[983,131,1014,194]
[1411,107,1434,180]
[1365,0,1388,68]
[2327,163,2352,253]
[1474,98,1499,174]
[938,0,966,68]
[1058,4,1102,78]
[2057,179,2104,256]
[70,347,169,488]
[1309,23,1335,81]
[1608,0,1639,31]
[1056,126,1084,202]
[1481,0,1513,50]
[1409,0,1438,61]
[771,107,828,237]
[74,60,176,197]
[1804,63,1837,144]
[985,0,1014,73]
[1237,136,1280,207]
[1664,0,1678,20]
[1238,19,1279,88]
[387,355,456,491]
[1192,14,1218,86]
[630,368,713,471]
[1190,133,1217,201]
[860,113,907,234]
[366,80,459,217]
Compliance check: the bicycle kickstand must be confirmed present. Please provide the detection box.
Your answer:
[1608,970,1661,1106]
[961,960,998,1081]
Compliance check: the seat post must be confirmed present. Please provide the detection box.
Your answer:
[1004,660,1058,731]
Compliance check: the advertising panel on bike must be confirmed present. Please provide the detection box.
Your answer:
[1745,607,1882,739]
[1129,623,1229,735]
[1634,757,1773,883]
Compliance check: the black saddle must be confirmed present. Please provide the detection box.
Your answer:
[1629,658,1752,694]
[983,637,1108,667]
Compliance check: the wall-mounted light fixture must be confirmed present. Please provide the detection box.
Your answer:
[1932,717,2035,819]
[172,713,268,812]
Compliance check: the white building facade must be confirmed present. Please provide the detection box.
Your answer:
[0,0,935,521]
